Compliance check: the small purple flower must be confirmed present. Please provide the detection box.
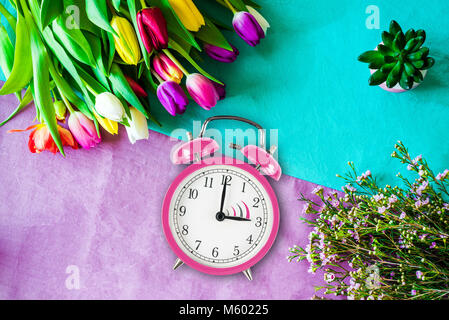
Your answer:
[430,242,436,249]
[204,43,239,63]
[232,11,265,47]
[399,211,406,220]
[378,206,387,214]
[373,194,384,202]
[416,270,423,280]
[157,81,189,116]
[411,289,417,296]
[312,186,324,195]
[389,195,398,204]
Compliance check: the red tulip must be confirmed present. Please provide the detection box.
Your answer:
[125,75,148,98]
[137,7,169,53]
[152,52,184,84]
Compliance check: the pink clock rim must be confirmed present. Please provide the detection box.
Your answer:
[161,156,280,276]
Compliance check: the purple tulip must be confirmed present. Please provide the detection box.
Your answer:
[186,73,219,110]
[204,43,239,63]
[212,82,226,101]
[157,81,189,116]
[232,11,265,47]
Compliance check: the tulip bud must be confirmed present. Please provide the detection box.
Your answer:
[232,11,265,47]
[204,43,239,63]
[94,111,118,135]
[125,107,149,144]
[95,92,126,122]
[152,53,184,84]
[246,6,270,35]
[137,7,168,52]
[111,16,142,65]
[157,81,189,116]
[68,112,101,149]
[186,73,219,110]
[212,82,226,101]
[167,0,205,32]
[54,100,67,121]
[125,75,148,98]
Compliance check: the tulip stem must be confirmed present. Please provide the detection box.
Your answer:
[151,70,164,84]
[58,87,75,114]
[139,0,147,9]
[83,82,100,98]
[162,49,190,76]
[223,0,237,14]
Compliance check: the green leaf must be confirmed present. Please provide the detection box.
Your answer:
[152,0,201,51]
[25,4,64,155]
[380,62,397,74]
[386,61,403,88]
[228,0,247,11]
[40,0,64,30]
[411,59,425,69]
[413,70,424,83]
[421,57,435,70]
[242,0,262,9]
[169,39,223,84]
[51,16,96,66]
[195,17,232,51]
[85,0,117,35]
[109,63,149,118]
[381,31,394,49]
[0,25,14,78]
[399,71,413,90]
[404,38,418,52]
[112,0,121,11]
[377,44,394,57]
[0,9,33,96]
[416,29,426,43]
[368,69,388,86]
[358,50,383,63]
[404,62,416,76]
[407,47,429,61]
[0,1,17,32]
[392,31,405,52]
[404,29,416,42]
[389,20,402,36]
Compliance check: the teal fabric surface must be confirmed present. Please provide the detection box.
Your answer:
[2,0,449,189]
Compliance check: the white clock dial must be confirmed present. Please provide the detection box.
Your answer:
[168,165,275,269]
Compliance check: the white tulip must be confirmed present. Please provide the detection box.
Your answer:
[246,6,270,35]
[95,92,126,122]
[125,107,149,144]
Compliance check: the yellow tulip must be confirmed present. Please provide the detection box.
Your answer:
[168,0,205,32]
[111,16,141,65]
[94,111,119,135]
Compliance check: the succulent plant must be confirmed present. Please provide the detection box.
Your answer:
[358,20,435,90]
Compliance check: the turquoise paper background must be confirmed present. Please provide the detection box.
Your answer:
[2,0,449,189]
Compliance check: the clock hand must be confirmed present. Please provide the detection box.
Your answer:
[219,181,227,214]
[223,216,252,222]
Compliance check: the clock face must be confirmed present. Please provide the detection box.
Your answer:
[163,161,279,274]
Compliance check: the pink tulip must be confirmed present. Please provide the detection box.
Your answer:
[186,73,220,110]
[68,112,101,149]
[153,53,184,84]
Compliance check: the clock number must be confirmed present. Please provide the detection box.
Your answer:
[182,225,189,235]
[233,246,240,256]
[204,177,213,188]
[212,247,219,258]
[179,206,187,216]
[195,240,202,250]
[188,188,198,199]
[242,182,246,193]
[253,197,260,208]
[246,235,253,245]
[221,175,232,186]
[255,217,262,228]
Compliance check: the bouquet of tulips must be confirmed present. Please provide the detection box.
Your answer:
[0,0,269,155]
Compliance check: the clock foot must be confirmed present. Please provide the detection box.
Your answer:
[173,258,184,271]
[243,268,253,281]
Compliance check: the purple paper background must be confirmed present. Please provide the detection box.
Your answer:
[0,93,339,300]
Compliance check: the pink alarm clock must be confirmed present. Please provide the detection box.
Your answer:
[162,116,282,281]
